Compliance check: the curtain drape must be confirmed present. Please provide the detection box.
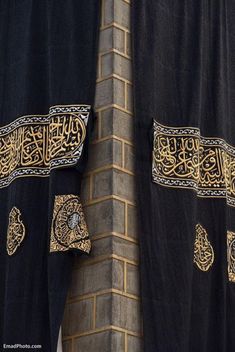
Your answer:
[132,1,235,351]
[0,1,100,351]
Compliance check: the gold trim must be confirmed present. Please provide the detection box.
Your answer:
[194,224,214,272]
[152,120,235,207]
[0,105,91,188]
[50,194,91,253]
[7,207,26,255]
[227,231,235,282]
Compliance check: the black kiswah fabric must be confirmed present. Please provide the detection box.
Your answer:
[132,1,235,352]
[0,1,100,351]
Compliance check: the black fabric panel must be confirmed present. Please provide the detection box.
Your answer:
[132,1,235,351]
[0,1,100,351]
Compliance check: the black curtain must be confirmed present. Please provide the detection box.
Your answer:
[132,1,235,351]
[0,1,100,351]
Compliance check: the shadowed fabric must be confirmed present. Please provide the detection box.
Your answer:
[132,1,235,351]
[0,1,100,351]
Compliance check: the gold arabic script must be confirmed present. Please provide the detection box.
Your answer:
[152,121,235,207]
[0,105,90,188]
[194,224,214,272]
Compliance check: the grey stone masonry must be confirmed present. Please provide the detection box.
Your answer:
[62,1,143,351]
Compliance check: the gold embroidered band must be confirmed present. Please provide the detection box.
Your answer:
[50,194,91,253]
[227,231,235,282]
[152,120,235,207]
[0,105,90,189]
[194,224,214,271]
[7,207,26,255]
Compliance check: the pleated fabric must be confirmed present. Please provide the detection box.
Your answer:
[0,1,100,351]
[132,1,235,351]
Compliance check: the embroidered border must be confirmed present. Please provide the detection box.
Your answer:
[50,194,91,253]
[7,207,26,256]
[193,224,214,271]
[152,120,235,207]
[227,231,235,282]
[0,105,91,188]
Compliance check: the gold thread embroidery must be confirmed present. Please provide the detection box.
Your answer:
[7,207,26,256]
[152,120,235,207]
[227,231,235,282]
[50,194,91,253]
[194,224,214,271]
[0,105,91,189]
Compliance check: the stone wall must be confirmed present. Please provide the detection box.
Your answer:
[62,1,142,351]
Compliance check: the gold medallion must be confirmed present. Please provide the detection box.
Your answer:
[50,194,91,253]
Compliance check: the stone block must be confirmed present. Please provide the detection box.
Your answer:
[126,83,133,112]
[80,176,90,204]
[99,27,113,52]
[112,294,141,332]
[69,259,124,297]
[126,263,140,296]
[127,335,143,352]
[95,79,113,108]
[87,138,122,171]
[127,205,138,239]
[85,199,125,235]
[62,340,72,352]
[96,293,112,327]
[92,169,135,202]
[73,330,125,352]
[62,298,93,336]
[101,53,132,81]
[126,32,131,56]
[104,0,130,30]
[113,236,139,261]
[87,236,113,258]
[113,78,125,107]
[124,143,134,173]
[100,108,133,141]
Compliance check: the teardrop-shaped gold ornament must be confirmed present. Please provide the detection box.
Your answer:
[7,207,26,256]
[227,231,235,282]
[194,224,214,271]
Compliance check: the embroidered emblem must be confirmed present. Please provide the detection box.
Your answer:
[0,105,91,189]
[50,194,91,253]
[7,207,26,255]
[193,224,214,271]
[152,120,235,207]
[227,231,235,282]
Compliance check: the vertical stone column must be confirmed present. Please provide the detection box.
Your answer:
[62,1,143,351]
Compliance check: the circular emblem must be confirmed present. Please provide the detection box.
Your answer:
[53,197,87,247]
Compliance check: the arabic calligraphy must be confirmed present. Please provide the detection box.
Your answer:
[194,224,214,271]
[7,207,26,256]
[50,194,91,253]
[152,120,235,207]
[0,105,91,188]
[227,231,235,282]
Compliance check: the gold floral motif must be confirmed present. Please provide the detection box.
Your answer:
[152,120,235,207]
[227,231,235,282]
[7,207,26,255]
[0,105,91,189]
[194,224,214,271]
[50,194,91,253]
